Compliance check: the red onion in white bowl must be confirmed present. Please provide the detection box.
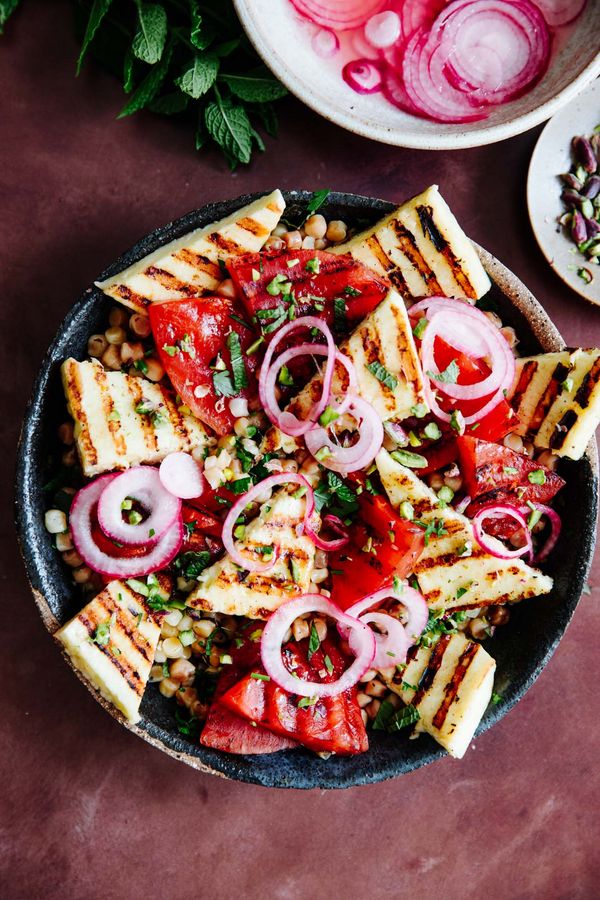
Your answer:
[261,594,376,698]
[364,10,402,49]
[291,0,385,30]
[342,58,384,94]
[159,452,205,500]
[533,0,587,27]
[70,476,183,578]
[312,27,339,57]
[97,466,181,546]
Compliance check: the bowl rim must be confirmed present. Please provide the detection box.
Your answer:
[233,0,600,150]
[15,189,599,789]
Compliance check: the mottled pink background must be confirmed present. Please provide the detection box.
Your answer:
[2,3,599,898]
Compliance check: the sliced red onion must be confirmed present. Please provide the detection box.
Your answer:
[159,452,205,501]
[97,466,181,546]
[342,58,384,94]
[291,0,385,30]
[312,27,339,57]
[259,318,337,437]
[261,594,376,698]
[364,10,402,48]
[343,583,429,650]
[382,61,423,115]
[472,503,533,560]
[524,503,562,563]
[350,612,411,669]
[304,396,384,474]
[533,0,586,27]
[304,513,349,551]
[70,475,183,578]
[401,0,448,36]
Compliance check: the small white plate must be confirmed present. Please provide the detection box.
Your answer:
[527,78,600,306]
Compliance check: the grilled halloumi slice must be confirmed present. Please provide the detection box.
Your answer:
[62,358,208,477]
[331,185,491,301]
[510,349,600,460]
[95,190,286,314]
[376,449,553,611]
[261,288,425,454]
[55,580,160,724]
[384,633,495,759]
[188,490,316,618]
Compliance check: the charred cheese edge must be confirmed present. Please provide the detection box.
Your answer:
[261,288,425,454]
[384,633,495,759]
[188,490,316,618]
[376,449,553,611]
[510,348,600,460]
[62,358,208,477]
[95,190,286,313]
[55,580,159,724]
[331,185,491,301]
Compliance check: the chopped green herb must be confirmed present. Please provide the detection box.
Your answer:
[128,510,143,525]
[278,365,294,386]
[408,430,422,448]
[412,317,428,339]
[578,267,593,284]
[162,343,178,357]
[175,708,200,738]
[561,377,574,394]
[305,257,320,274]
[414,518,448,545]
[266,273,291,296]
[305,189,330,217]
[344,286,361,297]
[437,485,454,504]
[91,620,110,647]
[173,550,211,579]
[230,476,252,495]
[528,469,547,485]
[427,359,460,385]
[424,422,442,441]
[456,542,472,558]
[179,629,195,647]
[491,692,502,705]
[297,695,318,709]
[226,331,248,392]
[390,449,427,469]
[366,360,398,390]
[126,578,149,596]
[318,406,339,427]
[134,358,148,374]
[246,335,265,355]
[286,258,299,268]
[212,367,236,397]
[108,409,120,422]
[333,297,347,333]
[315,446,332,462]
[323,654,334,675]
[229,312,252,331]
[250,672,270,681]
[308,623,320,660]
[455,584,471,600]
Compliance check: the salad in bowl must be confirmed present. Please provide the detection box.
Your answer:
[23,187,600,783]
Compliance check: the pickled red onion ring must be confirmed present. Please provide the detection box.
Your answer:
[472,503,533,560]
[97,466,181,546]
[261,594,376,698]
[341,583,429,664]
[304,396,384,474]
[522,503,562,564]
[259,317,337,437]
[70,475,183,578]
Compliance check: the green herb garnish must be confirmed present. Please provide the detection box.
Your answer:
[226,331,248,392]
[427,359,460,385]
[366,360,398,390]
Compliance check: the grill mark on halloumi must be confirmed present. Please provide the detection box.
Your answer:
[145,266,198,295]
[78,606,144,694]
[361,331,396,406]
[173,248,222,279]
[412,634,450,706]
[207,232,244,254]
[416,204,477,300]
[549,410,578,451]
[64,360,98,468]
[575,356,600,408]
[432,641,478,730]
[126,377,159,453]
[509,359,538,410]
[236,216,270,237]
[365,235,410,294]
[93,365,127,459]
[114,284,151,309]
[391,221,443,292]
[95,594,153,664]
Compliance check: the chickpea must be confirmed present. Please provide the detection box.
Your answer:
[120,341,144,365]
[264,236,285,251]
[304,214,327,239]
[503,433,524,453]
[58,422,74,445]
[489,606,510,627]
[144,357,165,382]
[283,230,303,250]
[314,238,328,250]
[88,334,108,358]
[109,307,129,328]
[101,344,122,371]
[302,235,315,250]
[105,325,127,345]
[326,220,347,243]
[469,617,490,640]
[129,313,151,339]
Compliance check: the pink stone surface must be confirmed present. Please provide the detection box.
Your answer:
[1,3,599,898]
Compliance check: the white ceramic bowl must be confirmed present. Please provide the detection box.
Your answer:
[234,0,600,150]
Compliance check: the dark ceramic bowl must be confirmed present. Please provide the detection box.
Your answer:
[15,191,598,789]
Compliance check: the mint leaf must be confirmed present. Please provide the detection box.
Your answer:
[176,54,219,99]
[306,189,330,215]
[227,331,248,392]
[118,44,172,118]
[123,45,135,93]
[427,359,460,385]
[221,69,287,103]
[132,3,168,65]
[256,103,278,137]
[204,91,252,167]
[366,360,398,390]
[212,367,236,397]
[76,0,114,74]
[189,1,215,50]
